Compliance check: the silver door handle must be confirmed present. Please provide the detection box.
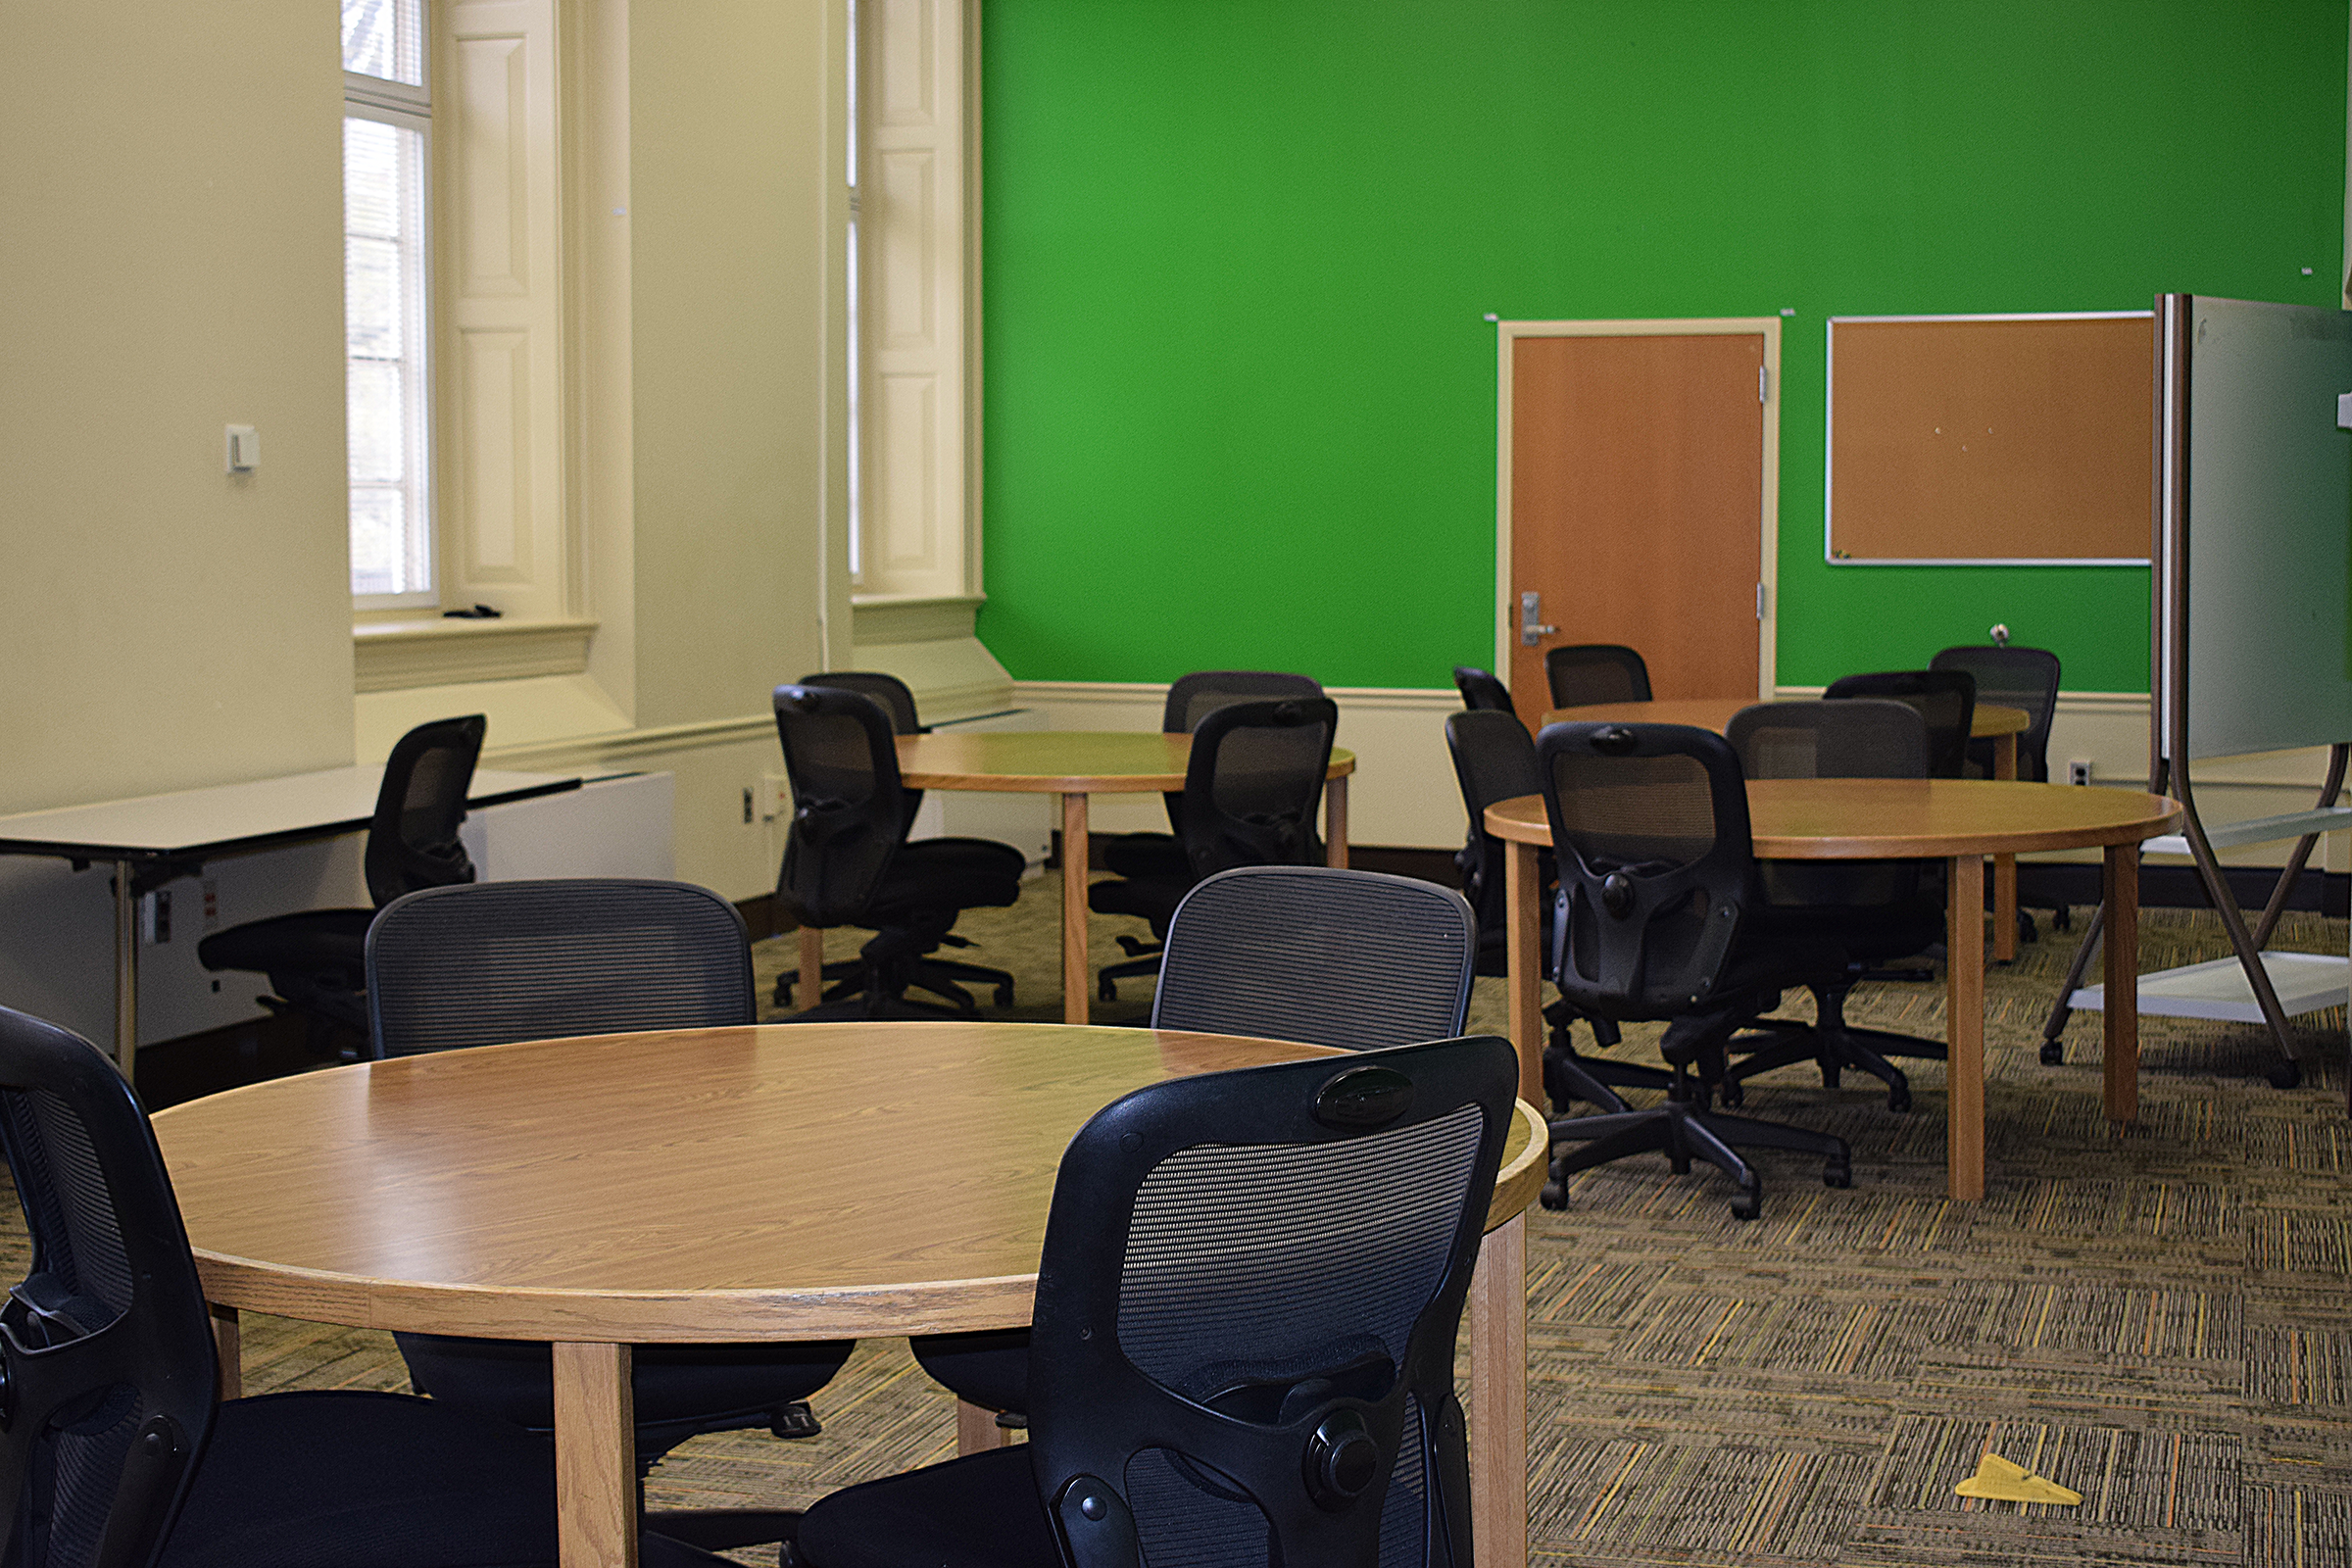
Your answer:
[1519,590,1556,647]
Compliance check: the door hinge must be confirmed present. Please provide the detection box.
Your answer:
[1756,582,1767,619]
[1758,366,1768,403]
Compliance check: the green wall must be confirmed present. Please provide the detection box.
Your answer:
[974,0,2345,692]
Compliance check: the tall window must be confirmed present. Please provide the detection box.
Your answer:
[343,0,435,606]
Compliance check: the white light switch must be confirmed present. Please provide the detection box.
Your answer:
[224,424,259,472]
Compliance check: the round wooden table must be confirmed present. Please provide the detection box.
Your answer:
[881,731,1358,1022]
[150,1021,1541,1568]
[1486,778,2180,1200]
[1543,697,2037,958]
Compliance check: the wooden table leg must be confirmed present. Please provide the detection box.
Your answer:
[552,1342,637,1568]
[1468,1212,1528,1568]
[1992,733,2018,962]
[797,927,824,1011]
[1061,792,1090,1024]
[956,1399,1016,1454]
[1503,838,1545,1111]
[1325,775,1349,869]
[210,1303,241,1400]
[2102,844,2140,1124]
[1945,853,1986,1201]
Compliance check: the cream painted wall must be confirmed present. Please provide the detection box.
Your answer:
[0,0,357,812]
[628,0,839,732]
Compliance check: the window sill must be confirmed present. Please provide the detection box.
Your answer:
[353,615,599,692]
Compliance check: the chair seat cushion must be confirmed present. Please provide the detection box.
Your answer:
[393,1332,853,1447]
[162,1390,736,1568]
[1086,874,1190,931]
[864,838,1026,922]
[196,908,374,976]
[907,1328,1031,1416]
[1753,893,1943,967]
[796,1445,1054,1568]
[162,1390,562,1568]
[1098,832,1187,880]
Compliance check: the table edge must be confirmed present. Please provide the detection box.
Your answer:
[190,1097,1547,1341]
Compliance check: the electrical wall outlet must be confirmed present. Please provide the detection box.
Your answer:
[138,890,172,945]
[2067,760,2093,786]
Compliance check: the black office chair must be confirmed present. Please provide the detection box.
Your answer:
[1824,668,1976,778]
[779,671,1017,1012]
[772,685,1026,1017]
[1930,644,2060,781]
[1544,644,1651,709]
[0,1004,732,1568]
[1444,710,1665,1112]
[197,714,484,1056]
[1933,642,2070,937]
[1097,669,1327,882]
[364,878,852,1554]
[1451,664,1515,712]
[794,1034,1518,1568]
[1717,701,1948,1112]
[1090,696,1339,1001]
[1536,721,1852,1220]
[915,862,1484,1419]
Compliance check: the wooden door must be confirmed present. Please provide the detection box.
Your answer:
[1505,330,1769,715]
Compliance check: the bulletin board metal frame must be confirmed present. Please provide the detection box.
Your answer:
[1825,310,2155,566]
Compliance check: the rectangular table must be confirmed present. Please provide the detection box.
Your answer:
[0,765,576,1079]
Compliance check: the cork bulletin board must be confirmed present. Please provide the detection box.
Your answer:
[1826,312,2155,564]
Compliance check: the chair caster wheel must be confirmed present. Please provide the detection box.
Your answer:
[1886,1086,1911,1113]
[1730,1188,1762,1221]
[1824,1162,1851,1189]
[1539,1179,1568,1210]
[2268,1059,2303,1090]
[1718,1080,1743,1108]
[768,1401,821,1440]
[2038,1040,2064,1066]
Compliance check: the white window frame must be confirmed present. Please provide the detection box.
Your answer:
[345,40,439,611]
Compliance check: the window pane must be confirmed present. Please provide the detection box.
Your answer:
[350,488,408,597]
[344,114,431,601]
[343,0,423,86]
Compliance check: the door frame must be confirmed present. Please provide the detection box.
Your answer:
[1494,317,1782,699]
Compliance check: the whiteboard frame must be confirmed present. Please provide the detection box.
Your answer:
[1824,309,2155,566]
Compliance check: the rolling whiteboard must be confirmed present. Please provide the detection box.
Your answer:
[1827,313,2154,564]
[2166,295,2352,761]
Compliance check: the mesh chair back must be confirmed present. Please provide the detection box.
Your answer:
[0,1007,216,1568]
[1537,722,1753,1014]
[1444,710,1542,937]
[366,879,754,1058]
[363,714,485,907]
[1176,698,1339,878]
[1027,1035,1516,1568]
[1449,667,1513,713]
[1726,700,1926,782]
[772,685,910,928]
[1727,701,1927,907]
[1930,645,2060,780]
[1152,866,1476,1051]
[1824,669,1975,778]
[1156,674,1325,837]
[1160,671,1324,735]
[1544,645,1651,709]
[796,671,925,736]
[800,670,928,816]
